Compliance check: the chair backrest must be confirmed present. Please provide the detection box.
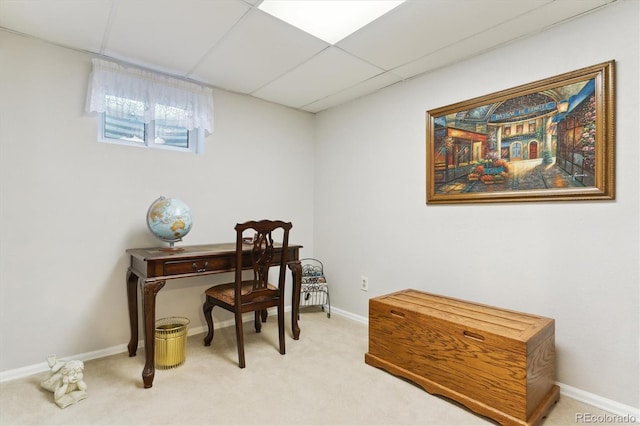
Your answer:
[234,220,292,304]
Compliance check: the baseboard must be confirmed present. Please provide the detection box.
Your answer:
[0,317,235,384]
[0,344,130,384]
[2,307,638,421]
[556,382,640,421]
[327,306,368,324]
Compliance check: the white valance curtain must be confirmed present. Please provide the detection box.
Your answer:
[86,59,214,134]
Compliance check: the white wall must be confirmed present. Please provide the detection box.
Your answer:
[314,0,639,411]
[0,32,315,372]
[1,0,638,414]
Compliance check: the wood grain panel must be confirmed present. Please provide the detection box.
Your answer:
[366,290,559,426]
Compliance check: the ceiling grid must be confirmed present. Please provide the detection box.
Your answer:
[0,0,616,113]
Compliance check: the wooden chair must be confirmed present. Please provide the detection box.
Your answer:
[203,220,292,368]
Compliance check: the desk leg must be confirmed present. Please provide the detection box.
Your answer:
[288,260,302,340]
[126,269,139,357]
[141,279,165,388]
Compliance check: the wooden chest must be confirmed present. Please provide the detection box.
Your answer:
[365,289,559,426]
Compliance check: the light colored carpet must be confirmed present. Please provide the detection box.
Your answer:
[0,310,622,425]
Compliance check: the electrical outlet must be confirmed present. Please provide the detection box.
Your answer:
[360,276,369,291]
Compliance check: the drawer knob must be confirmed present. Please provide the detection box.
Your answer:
[192,262,208,273]
[390,310,405,318]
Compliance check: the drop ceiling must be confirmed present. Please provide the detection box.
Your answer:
[0,0,616,113]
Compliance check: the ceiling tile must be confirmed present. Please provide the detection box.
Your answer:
[190,9,328,94]
[337,0,550,71]
[0,0,112,52]
[301,71,404,113]
[102,0,250,77]
[252,47,385,109]
[392,0,616,79]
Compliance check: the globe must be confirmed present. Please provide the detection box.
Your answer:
[146,196,193,250]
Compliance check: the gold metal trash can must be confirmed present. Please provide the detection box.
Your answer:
[155,317,190,369]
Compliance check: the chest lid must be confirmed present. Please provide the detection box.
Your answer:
[373,289,554,351]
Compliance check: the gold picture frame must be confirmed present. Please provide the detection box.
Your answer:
[426,61,615,204]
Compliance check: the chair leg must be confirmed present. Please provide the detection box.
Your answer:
[203,298,214,346]
[277,303,285,355]
[235,311,246,368]
[261,309,268,322]
[254,311,262,333]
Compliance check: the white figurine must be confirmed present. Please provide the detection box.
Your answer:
[40,355,88,408]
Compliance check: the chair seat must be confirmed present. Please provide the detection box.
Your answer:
[205,281,279,306]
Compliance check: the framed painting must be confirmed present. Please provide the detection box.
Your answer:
[426,61,615,204]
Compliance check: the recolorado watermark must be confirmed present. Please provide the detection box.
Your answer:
[576,412,638,424]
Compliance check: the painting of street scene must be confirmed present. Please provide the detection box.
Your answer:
[426,62,614,204]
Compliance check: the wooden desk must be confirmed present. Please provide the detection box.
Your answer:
[126,243,302,388]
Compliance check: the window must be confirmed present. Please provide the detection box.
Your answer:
[98,96,203,153]
[86,59,213,154]
[511,142,522,158]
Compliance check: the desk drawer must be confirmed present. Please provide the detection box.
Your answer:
[157,249,296,278]
[163,258,232,276]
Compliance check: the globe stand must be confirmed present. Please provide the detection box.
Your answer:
[159,241,185,252]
